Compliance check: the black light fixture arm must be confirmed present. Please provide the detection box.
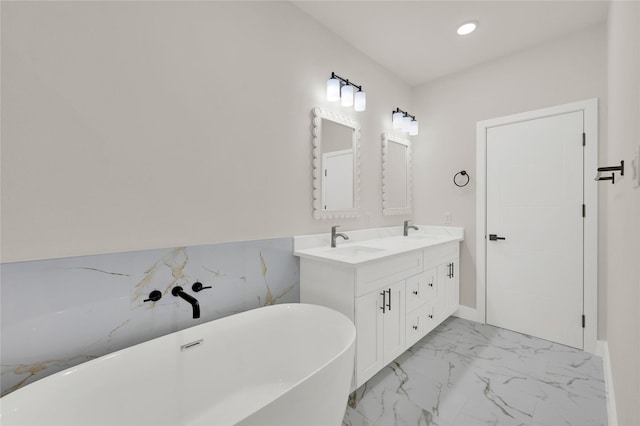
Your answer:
[393,107,416,121]
[330,72,363,91]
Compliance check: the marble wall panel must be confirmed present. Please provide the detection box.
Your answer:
[0,237,299,396]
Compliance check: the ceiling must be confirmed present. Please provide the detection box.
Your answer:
[291,1,609,87]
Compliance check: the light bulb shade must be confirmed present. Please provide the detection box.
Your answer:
[354,90,366,111]
[409,120,419,136]
[327,78,340,102]
[402,115,412,132]
[341,84,354,107]
[457,21,477,36]
[392,112,404,129]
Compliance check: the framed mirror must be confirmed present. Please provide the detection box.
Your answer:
[382,132,412,216]
[311,107,361,219]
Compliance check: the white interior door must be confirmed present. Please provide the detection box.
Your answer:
[486,111,584,349]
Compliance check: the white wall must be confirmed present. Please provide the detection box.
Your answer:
[605,2,640,424]
[411,25,608,336]
[0,1,411,263]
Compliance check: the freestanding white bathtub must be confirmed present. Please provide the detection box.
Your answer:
[0,303,356,426]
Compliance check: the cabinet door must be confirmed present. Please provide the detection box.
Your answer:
[383,280,406,363]
[446,259,459,315]
[355,290,384,387]
[437,258,459,319]
[436,262,447,320]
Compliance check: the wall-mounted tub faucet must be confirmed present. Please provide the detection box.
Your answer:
[192,282,212,292]
[143,290,162,303]
[331,225,349,248]
[172,286,200,319]
[404,220,419,236]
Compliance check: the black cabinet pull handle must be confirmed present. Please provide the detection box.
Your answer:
[144,290,162,303]
[428,282,433,287]
[489,234,506,241]
[386,289,392,311]
[380,291,386,313]
[413,325,418,330]
[413,290,419,295]
[428,314,433,319]
[451,262,454,279]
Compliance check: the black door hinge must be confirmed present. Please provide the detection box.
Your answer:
[582,133,586,146]
[582,315,586,328]
[582,204,586,218]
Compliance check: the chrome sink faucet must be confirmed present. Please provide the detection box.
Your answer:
[404,220,419,236]
[331,225,349,248]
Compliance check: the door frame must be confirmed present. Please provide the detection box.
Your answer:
[476,98,598,354]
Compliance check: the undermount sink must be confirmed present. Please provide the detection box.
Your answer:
[329,245,386,257]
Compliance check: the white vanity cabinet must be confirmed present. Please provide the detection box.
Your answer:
[298,237,461,390]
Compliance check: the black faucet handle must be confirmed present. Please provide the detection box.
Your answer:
[192,282,212,292]
[144,290,162,303]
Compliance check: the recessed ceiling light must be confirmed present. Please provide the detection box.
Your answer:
[457,21,478,36]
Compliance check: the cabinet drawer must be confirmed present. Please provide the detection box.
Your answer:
[406,302,437,347]
[356,251,423,297]
[405,267,437,312]
[423,242,459,269]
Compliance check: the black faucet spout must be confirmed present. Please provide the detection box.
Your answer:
[171,286,200,319]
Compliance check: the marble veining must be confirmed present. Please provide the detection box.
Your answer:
[344,317,607,426]
[0,237,299,396]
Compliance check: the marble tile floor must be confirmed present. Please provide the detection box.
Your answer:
[343,317,607,426]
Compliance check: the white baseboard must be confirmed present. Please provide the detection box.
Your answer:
[453,305,480,322]
[597,340,618,426]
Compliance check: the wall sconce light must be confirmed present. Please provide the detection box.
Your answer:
[327,72,366,112]
[392,107,419,136]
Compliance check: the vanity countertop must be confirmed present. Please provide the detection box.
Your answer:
[294,225,463,265]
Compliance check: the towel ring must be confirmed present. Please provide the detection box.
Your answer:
[454,170,470,187]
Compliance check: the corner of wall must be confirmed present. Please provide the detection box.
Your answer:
[597,340,619,426]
